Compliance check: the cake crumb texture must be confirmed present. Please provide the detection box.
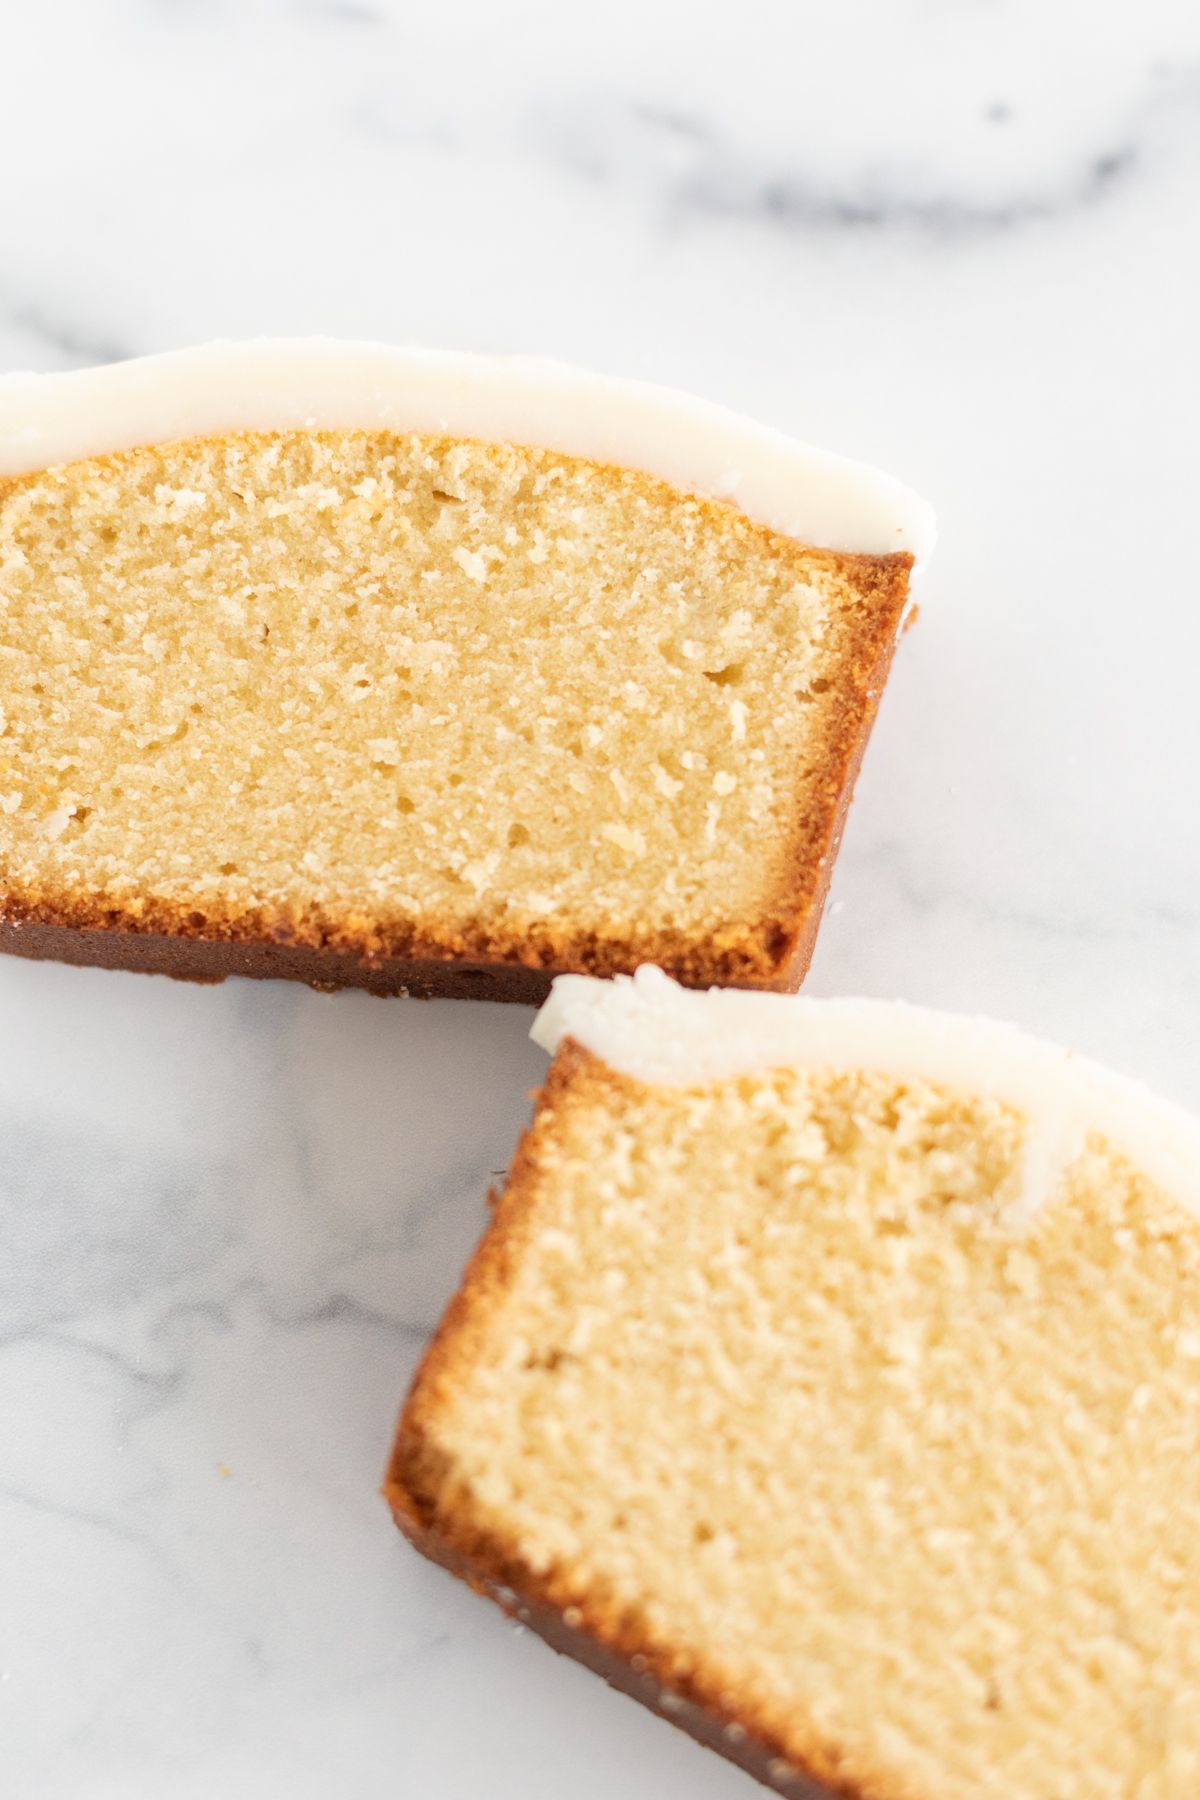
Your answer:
[0,430,909,985]
[392,1046,1200,1799]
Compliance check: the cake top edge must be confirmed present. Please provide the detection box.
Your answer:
[0,337,936,563]
[532,967,1200,1223]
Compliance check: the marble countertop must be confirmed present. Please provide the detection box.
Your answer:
[3,2,1200,1795]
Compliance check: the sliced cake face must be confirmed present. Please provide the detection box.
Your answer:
[0,342,931,995]
[0,431,905,983]
[390,977,1200,1800]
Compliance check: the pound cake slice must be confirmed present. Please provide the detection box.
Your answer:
[0,340,932,1000]
[388,967,1200,1798]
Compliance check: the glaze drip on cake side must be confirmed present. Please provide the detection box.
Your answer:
[0,339,935,562]
[533,967,1200,1222]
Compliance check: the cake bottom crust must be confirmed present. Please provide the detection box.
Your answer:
[0,869,837,1002]
[0,917,557,1004]
[385,1473,844,1800]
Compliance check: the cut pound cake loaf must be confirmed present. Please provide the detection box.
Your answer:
[387,967,1200,1798]
[0,341,933,1000]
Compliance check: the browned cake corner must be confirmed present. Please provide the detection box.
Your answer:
[385,1008,1200,1799]
[0,423,911,1000]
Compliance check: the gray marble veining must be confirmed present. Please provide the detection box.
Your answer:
[2,1,1200,1794]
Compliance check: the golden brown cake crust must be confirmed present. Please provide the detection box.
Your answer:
[0,916,558,1002]
[0,430,911,999]
[388,1481,845,1800]
[384,1044,900,1798]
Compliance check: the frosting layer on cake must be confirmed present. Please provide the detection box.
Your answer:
[533,967,1200,1220]
[0,339,935,562]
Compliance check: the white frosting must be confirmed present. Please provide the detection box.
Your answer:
[532,967,1200,1222]
[0,338,935,562]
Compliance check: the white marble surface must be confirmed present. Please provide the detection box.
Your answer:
[3,2,1200,1795]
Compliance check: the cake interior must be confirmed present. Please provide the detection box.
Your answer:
[0,430,907,979]
[395,1047,1200,1799]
